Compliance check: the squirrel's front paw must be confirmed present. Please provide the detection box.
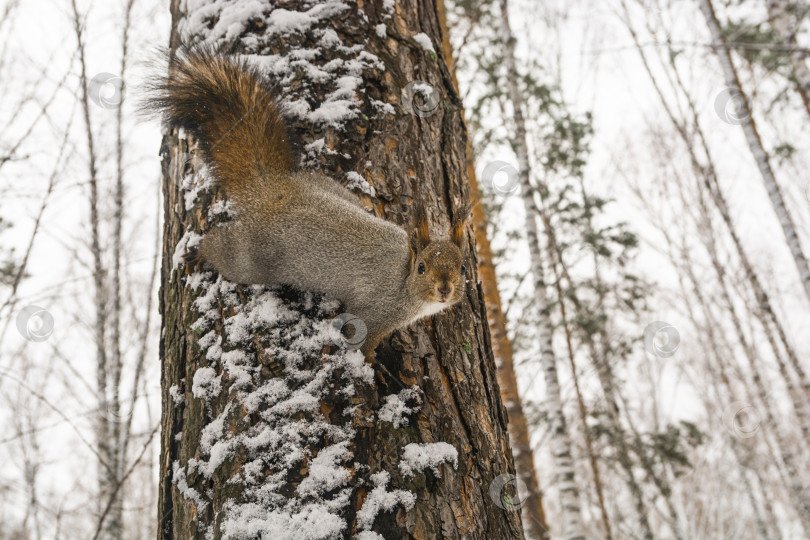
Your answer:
[183,245,203,271]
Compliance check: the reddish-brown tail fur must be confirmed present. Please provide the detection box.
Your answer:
[144,45,294,197]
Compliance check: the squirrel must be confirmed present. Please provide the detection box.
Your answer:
[144,45,468,355]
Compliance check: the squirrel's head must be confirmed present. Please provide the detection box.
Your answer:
[408,205,469,309]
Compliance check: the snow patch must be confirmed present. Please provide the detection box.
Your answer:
[399,442,458,478]
[356,471,416,531]
[209,199,236,219]
[192,366,222,402]
[297,441,352,497]
[220,500,347,540]
[173,461,208,512]
[345,172,376,197]
[412,32,435,53]
[169,383,185,406]
[356,532,384,540]
[378,387,421,428]
[183,163,217,211]
[371,99,395,116]
[224,290,296,344]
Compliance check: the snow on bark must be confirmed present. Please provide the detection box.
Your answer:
[398,442,458,478]
[159,1,480,539]
[173,281,375,538]
[191,366,222,402]
[173,264,376,538]
[377,387,421,428]
[344,171,376,197]
[355,471,416,531]
[412,32,435,53]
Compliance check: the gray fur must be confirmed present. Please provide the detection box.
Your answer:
[200,170,465,352]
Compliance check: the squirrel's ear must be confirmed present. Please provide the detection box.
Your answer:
[413,204,431,251]
[450,202,470,248]
[408,230,419,265]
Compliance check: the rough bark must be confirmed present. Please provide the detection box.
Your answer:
[157,1,524,539]
[498,0,585,538]
[436,2,550,538]
[700,0,810,305]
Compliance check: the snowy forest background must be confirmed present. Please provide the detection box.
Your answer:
[1,0,810,538]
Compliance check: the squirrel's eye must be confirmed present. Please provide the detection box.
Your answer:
[417,262,426,275]
[460,264,466,275]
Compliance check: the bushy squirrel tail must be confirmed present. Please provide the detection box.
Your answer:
[144,45,295,196]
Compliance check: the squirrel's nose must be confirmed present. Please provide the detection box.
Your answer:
[438,284,452,299]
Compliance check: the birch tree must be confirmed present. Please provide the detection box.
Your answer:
[699,0,810,305]
[156,1,523,539]
[498,0,585,537]
[765,0,810,121]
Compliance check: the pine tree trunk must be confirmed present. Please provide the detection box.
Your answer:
[156,1,525,539]
[498,1,585,538]
[699,0,810,305]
